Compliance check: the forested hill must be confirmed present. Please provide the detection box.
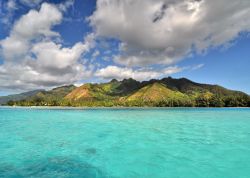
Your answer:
[1,77,250,107]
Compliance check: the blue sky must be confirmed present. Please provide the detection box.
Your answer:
[0,0,250,96]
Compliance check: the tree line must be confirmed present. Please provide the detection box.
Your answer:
[6,93,250,107]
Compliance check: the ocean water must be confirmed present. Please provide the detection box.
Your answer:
[0,107,250,178]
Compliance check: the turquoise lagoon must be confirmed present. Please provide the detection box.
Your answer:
[0,107,250,178]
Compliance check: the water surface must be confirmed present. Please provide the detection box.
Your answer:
[0,107,250,178]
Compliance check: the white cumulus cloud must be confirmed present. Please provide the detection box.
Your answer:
[95,65,183,81]
[0,3,94,91]
[90,0,250,66]
[1,3,62,61]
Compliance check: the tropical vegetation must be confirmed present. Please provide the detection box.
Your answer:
[1,77,249,107]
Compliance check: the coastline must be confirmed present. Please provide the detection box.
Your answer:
[0,106,249,110]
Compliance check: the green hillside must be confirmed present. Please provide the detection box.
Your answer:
[12,85,76,106]
[125,83,192,106]
[0,90,44,105]
[3,77,250,107]
[65,83,117,101]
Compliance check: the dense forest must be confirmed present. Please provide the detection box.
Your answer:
[2,77,250,107]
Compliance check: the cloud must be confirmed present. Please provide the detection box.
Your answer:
[92,50,100,58]
[13,3,62,38]
[1,3,62,61]
[58,0,75,12]
[0,0,18,25]
[31,41,88,70]
[7,0,17,11]
[191,63,204,70]
[0,63,92,91]
[20,0,42,7]
[0,3,94,91]
[90,0,250,66]
[95,65,183,81]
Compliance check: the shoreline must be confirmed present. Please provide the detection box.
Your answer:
[0,106,249,110]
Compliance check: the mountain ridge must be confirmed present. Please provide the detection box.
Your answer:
[0,89,44,105]
[1,77,249,107]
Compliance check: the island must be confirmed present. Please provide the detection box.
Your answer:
[1,77,249,107]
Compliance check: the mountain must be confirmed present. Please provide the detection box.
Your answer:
[2,77,250,107]
[65,78,141,101]
[65,84,93,101]
[33,85,76,100]
[3,85,76,106]
[127,82,185,101]
[0,90,44,105]
[123,82,193,106]
[159,77,245,96]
